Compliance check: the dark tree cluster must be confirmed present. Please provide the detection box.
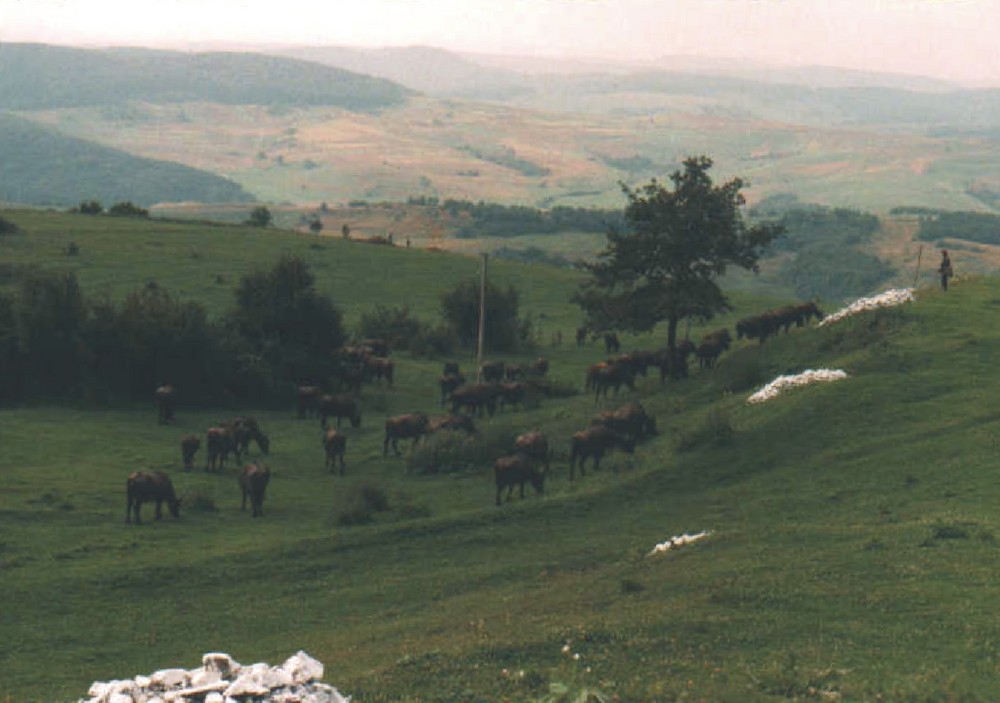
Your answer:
[440,278,529,354]
[0,256,345,405]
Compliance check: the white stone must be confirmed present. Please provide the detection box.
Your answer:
[223,674,270,699]
[163,681,228,702]
[88,682,110,700]
[205,693,225,703]
[108,693,134,703]
[282,651,324,684]
[202,652,240,678]
[188,667,222,688]
[150,669,188,689]
[134,676,152,688]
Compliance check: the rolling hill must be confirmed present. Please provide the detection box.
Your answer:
[3,209,1000,701]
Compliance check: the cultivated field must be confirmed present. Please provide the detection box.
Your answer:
[4,212,1000,701]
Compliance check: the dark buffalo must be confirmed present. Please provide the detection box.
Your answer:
[126,471,180,524]
[364,356,395,385]
[569,425,635,480]
[480,360,505,384]
[696,329,732,369]
[384,413,430,457]
[239,463,271,517]
[428,414,477,435]
[529,357,550,377]
[297,385,322,419]
[575,326,589,346]
[603,332,621,353]
[591,402,656,444]
[155,384,176,425]
[229,416,269,462]
[450,383,500,417]
[515,430,550,472]
[498,382,528,411]
[494,454,545,507]
[205,426,232,472]
[438,372,467,406]
[319,394,362,429]
[591,362,636,401]
[323,428,347,475]
[180,434,200,472]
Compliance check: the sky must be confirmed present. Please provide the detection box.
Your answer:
[1,0,998,86]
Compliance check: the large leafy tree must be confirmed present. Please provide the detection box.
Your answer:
[575,156,783,375]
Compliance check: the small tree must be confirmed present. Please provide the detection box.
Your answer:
[308,216,323,234]
[575,156,783,376]
[76,200,103,215]
[108,201,150,218]
[441,278,524,353]
[247,206,273,228]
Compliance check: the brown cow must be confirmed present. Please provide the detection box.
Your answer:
[239,463,271,517]
[428,414,477,435]
[297,385,322,419]
[591,362,636,401]
[323,428,347,475]
[696,329,732,370]
[591,402,656,444]
[494,454,545,507]
[319,394,362,429]
[384,413,430,457]
[515,430,550,472]
[205,426,232,472]
[229,416,269,459]
[450,384,500,417]
[569,425,635,480]
[438,372,466,406]
[125,471,180,524]
[180,435,200,471]
[155,384,176,425]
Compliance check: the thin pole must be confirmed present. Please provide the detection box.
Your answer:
[913,244,923,288]
[476,253,488,383]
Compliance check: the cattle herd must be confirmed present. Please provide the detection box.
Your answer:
[139,302,823,524]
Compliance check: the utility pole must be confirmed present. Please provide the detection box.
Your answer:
[913,244,923,288]
[475,253,488,383]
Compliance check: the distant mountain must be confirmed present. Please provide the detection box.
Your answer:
[0,43,413,110]
[0,113,254,207]
[271,45,532,99]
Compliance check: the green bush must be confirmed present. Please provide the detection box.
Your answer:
[334,480,390,526]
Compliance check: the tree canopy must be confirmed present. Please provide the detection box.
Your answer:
[575,156,783,374]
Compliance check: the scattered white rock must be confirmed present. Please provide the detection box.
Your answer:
[818,288,915,327]
[78,652,349,703]
[649,530,711,555]
[747,368,848,405]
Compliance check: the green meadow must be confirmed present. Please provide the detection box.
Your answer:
[3,211,1000,702]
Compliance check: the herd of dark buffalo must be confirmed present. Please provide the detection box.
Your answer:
[130,301,823,524]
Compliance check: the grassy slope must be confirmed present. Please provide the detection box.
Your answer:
[3,212,1000,701]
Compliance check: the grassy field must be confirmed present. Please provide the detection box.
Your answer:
[3,211,1000,701]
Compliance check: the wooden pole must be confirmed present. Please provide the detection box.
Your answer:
[913,244,923,288]
[476,253,488,383]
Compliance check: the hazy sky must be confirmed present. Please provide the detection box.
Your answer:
[2,0,998,85]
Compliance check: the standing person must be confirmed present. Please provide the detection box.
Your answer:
[938,250,953,291]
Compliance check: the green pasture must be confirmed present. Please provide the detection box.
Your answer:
[4,211,1000,701]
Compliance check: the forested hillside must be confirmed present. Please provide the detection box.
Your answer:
[0,113,254,206]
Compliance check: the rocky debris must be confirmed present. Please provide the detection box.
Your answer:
[79,651,349,703]
[818,288,915,327]
[747,368,848,405]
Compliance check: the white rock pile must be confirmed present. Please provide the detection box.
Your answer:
[818,288,915,327]
[747,368,848,405]
[648,530,711,556]
[78,651,349,703]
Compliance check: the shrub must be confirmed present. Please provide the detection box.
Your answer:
[714,352,764,393]
[108,201,150,218]
[407,425,519,475]
[334,480,390,526]
[0,216,19,235]
[357,305,425,352]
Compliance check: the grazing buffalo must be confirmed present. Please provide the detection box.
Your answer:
[228,416,269,462]
[155,384,176,425]
[384,413,430,457]
[480,360,505,384]
[498,382,528,411]
[590,362,636,400]
[428,414,477,435]
[125,471,180,524]
[494,454,545,506]
[515,430,550,472]
[591,402,656,444]
[575,326,589,346]
[569,425,635,480]
[297,385,322,419]
[205,426,232,472]
[438,372,467,406]
[319,394,362,429]
[180,435,200,471]
[443,361,460,377]
[529,357,550,377]
[450,384,500,417]
[603,332,621,353]
[239,463,271,517]
[696,329,732,370]
[323,428,347,475]
[364,356,395,385]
